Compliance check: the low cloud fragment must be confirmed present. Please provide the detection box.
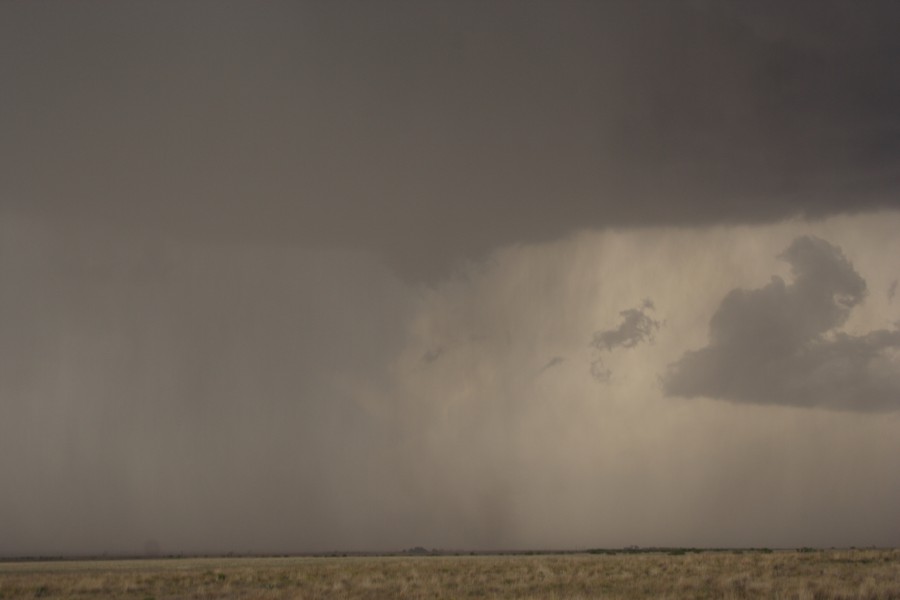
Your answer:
[423,347,444,364]
[590,360,612,384]
[590,300,660,382]
[538,356,565,374]
[664,236,900,411]
[592,299,660,351]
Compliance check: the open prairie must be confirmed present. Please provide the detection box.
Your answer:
[1,549,899,599]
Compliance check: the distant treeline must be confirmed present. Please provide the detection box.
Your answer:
[585,547,831,556]
[2,546,856,563]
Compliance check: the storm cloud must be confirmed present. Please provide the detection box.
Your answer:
[664,236,900,411]
[2,1,899,278]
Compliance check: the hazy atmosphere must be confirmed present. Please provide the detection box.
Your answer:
[2,1,899,556]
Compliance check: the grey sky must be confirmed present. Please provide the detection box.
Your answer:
[2,2,900,556]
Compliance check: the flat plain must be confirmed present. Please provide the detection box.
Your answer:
[1,549,899,599]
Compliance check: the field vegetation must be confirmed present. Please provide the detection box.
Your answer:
[1,548,898,599]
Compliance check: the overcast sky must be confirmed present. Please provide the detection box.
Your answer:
[2,1,899,556]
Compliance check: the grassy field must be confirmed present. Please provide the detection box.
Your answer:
[1,549,899,599]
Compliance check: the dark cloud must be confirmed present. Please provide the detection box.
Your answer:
[1,1,899,278]
[664,236,900,411]
[590,300,660,381]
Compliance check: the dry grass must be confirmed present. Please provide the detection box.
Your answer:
[1,549,899,599]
